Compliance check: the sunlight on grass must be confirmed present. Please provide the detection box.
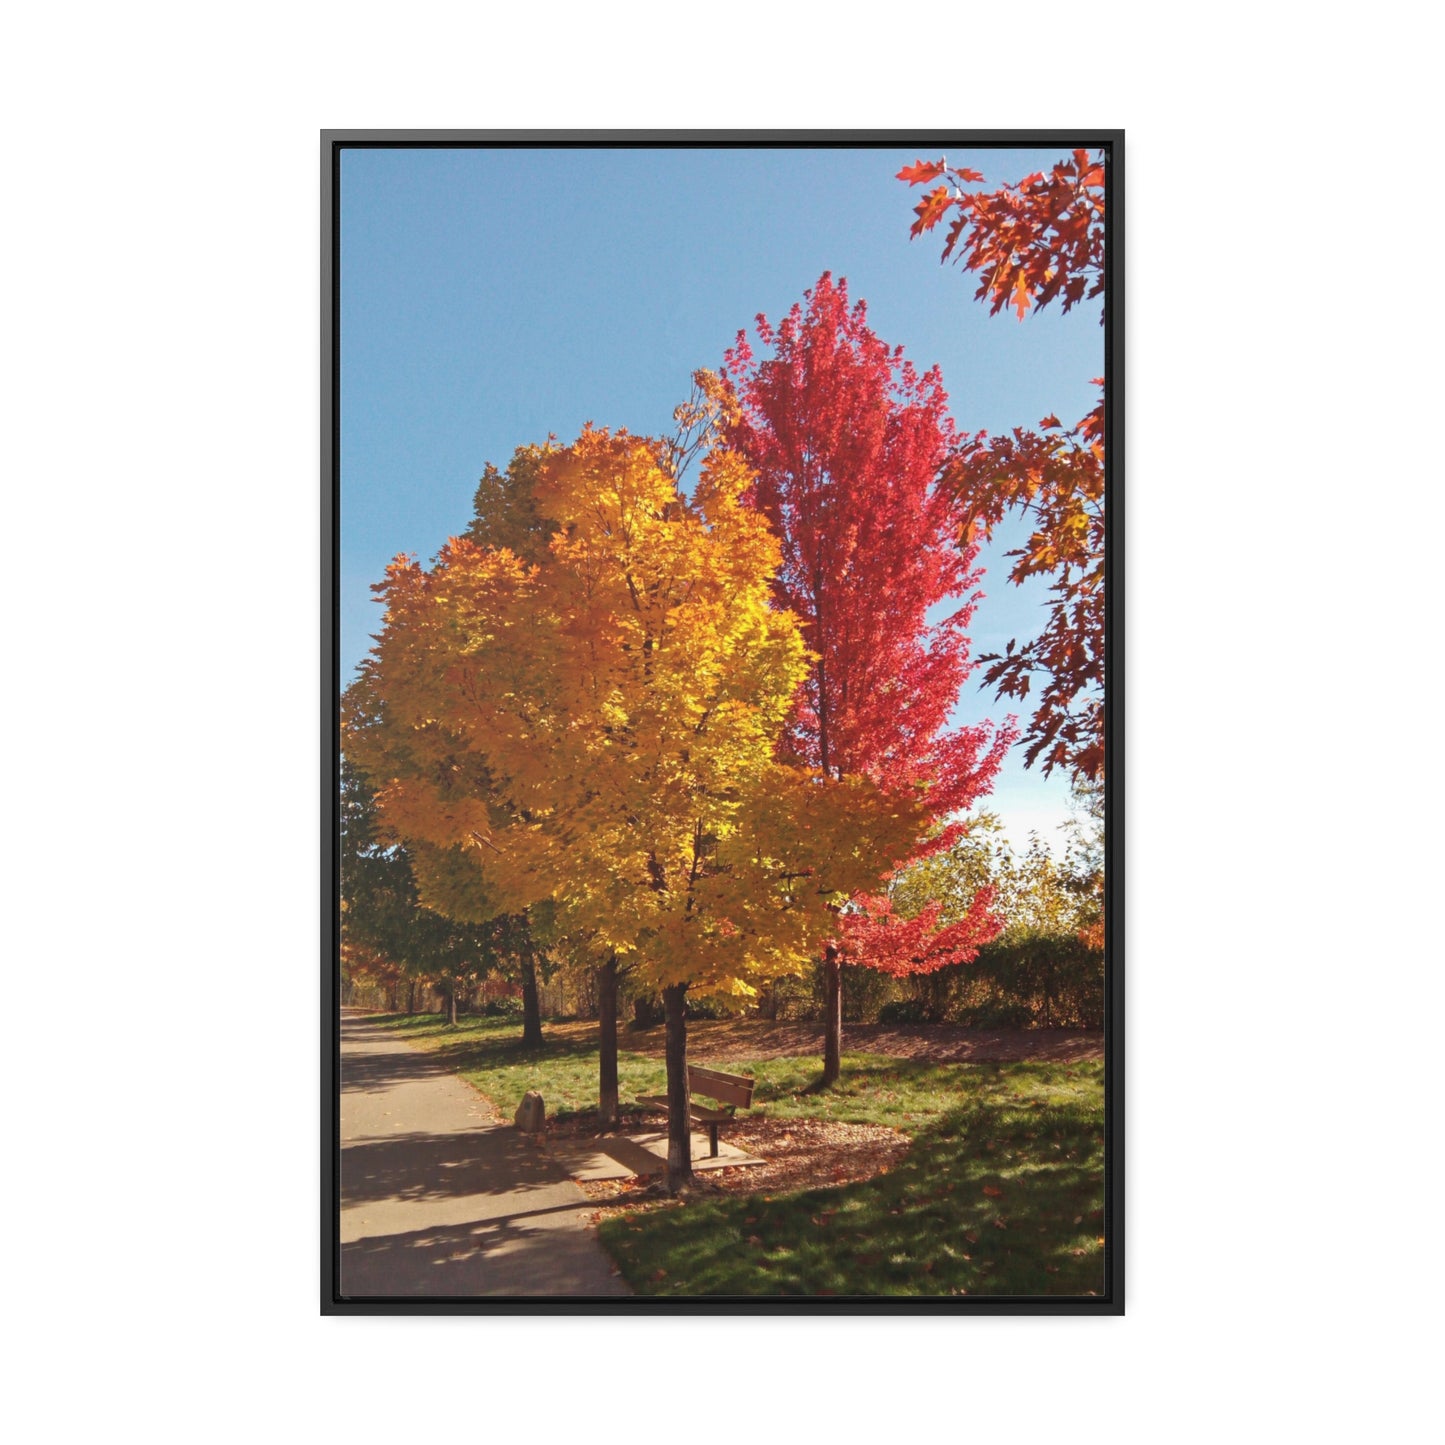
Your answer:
[372,1013,668,1119]
[601,1061,1106,1297]
[375,1013,1106,1294]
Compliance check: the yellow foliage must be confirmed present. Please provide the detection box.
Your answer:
[343,428,938,998]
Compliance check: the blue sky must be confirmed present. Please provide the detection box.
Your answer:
[339,145,1103,854]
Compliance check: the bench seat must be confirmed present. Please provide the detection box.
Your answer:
[638,1063,755,1157]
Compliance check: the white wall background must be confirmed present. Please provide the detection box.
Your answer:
[4,5,1439,1440]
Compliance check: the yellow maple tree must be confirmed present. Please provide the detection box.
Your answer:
[343,427,927,1186]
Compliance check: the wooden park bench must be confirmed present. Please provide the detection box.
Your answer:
[638,1064,755,1157]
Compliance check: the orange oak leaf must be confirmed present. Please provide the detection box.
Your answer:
[896,158,946,186]
[1011,271,1031,320]
[911,185,953,236]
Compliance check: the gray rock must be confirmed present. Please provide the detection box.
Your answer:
[514,1089,546,1133]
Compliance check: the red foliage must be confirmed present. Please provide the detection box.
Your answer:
[948,391,1104,779]
[720,272,1014,969]
[900,150,1109,781]
[899,149,1105,323]
[838,887,1001,978]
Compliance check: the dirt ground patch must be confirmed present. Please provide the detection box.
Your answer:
[555,1114,910,1217]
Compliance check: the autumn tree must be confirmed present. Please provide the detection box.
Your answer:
[900,150,1107,780]
[340,939,405,1011]
[465,443,630,1117]
[343,428,920,1189]
[719,272,1013,1084]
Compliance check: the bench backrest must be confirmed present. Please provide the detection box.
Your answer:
[688,1064,754,1108]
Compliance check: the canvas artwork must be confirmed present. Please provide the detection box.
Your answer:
[324,131,1121,1313]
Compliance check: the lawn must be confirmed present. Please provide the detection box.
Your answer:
[372,1012,670,1116]
[372,1012,1107,1297]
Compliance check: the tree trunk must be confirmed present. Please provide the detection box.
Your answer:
[597,954,619,1130]
[663,982,692,1192]
[929,969,949,1024]
[521,946,543,1047]
[446,978,458,1028]
[822,946,842,1086]
[406,979,417,1015]
[758,980,778,1021]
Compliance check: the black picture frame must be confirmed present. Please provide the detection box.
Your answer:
[323,129,1123,1315]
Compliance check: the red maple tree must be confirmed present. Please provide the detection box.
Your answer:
[837,891,1003,978]
[720,272,1014,1082]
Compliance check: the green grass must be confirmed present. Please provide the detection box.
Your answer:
[601,1059,1106,1297]
[368,1012,669,1119]
[371,1012,1106,1296]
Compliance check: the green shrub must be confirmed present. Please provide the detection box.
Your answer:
[841,964,894,1023]
[877,998,931,1025]
[959,936,1104,1029]
[952,996,1036,1029]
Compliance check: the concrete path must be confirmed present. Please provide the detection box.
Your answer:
[339,1013,629,1298]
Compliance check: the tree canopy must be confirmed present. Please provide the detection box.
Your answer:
[900,153,1108,782]
[344,424,962,1178]
[718,273,1014,1075]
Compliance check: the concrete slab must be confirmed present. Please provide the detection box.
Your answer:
[550,1128,765,1181]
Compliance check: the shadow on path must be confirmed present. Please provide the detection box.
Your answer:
[337,1014,628,1299]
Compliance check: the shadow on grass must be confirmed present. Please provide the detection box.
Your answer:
[600,1064,1106,1298]
[375,1013,601,1072]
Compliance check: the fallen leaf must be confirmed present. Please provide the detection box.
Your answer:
[651,1269,667,1281]
[964,1231,980,1245]
[982,1184,1005,1198]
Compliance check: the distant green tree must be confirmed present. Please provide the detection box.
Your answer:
[1060,775,1105,950]
[340,756,539,1031]
[885,814,1102,1023]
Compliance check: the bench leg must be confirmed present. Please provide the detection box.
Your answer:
[709,1122,719,1157]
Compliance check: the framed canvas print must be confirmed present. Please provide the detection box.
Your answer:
[323,129,1122,1313]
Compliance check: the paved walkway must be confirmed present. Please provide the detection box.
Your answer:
[339,1013,629,1298]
